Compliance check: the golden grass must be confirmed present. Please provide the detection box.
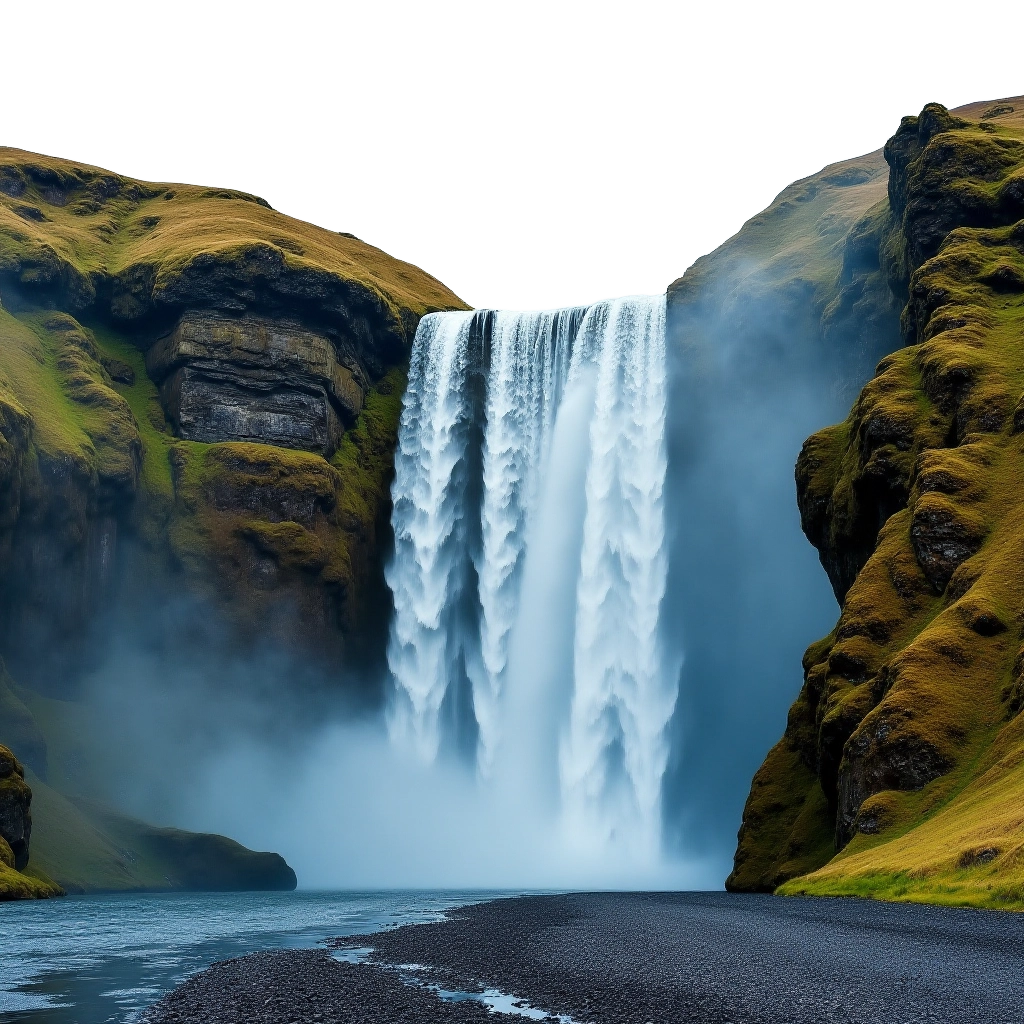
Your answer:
[0,146,467,321]
[734,101,1024,908]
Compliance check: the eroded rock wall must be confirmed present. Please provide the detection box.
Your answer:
[730,99,1024,896]
[147,313,366,455]
[0,148,467,695]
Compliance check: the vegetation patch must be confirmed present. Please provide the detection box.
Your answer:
[733,99,1024,908]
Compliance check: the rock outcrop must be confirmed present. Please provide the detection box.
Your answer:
[0,743,32,869]
[0,743,62,899]
[730,97,1024,908]
[147,313,365,456]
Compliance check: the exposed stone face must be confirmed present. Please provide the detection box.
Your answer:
[835,709,951,847]
[147,314,367,456]
[0,745,32,871]
[909,496,985,592]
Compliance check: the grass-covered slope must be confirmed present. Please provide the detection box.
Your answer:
[0,148,462,354]
[24,779,295,894]
[730,97,1024,908]
[0,687,296,896]
[0,149,468,895]
[0,148,467,669]
[668,145,898,396]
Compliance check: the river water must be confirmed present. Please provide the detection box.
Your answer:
[0,890,508,1024]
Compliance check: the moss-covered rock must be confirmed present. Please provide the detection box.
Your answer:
[731,96,1024,908]
[0,148,466,891]
[0,148,467,683]
[0,743,63,899]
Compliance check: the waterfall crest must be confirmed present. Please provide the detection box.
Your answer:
[386,295,676,853]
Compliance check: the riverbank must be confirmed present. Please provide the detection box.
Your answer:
[0,890,493,1023]
[143,892,1024,1024]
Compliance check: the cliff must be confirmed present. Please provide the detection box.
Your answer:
[662,137,902,859]
[0,147,467,680]
[730,97,1024,909]
[0,148,466,895]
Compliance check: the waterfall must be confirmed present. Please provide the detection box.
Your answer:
[474,308,583,773]
[560,298,675,854]
[385,311,476,761]
[386,295,676,854]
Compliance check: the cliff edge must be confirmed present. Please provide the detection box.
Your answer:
[0,148,466,896]
[730,97,1024,909]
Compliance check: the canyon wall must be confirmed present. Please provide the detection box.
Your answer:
[0,147,466,893]
[730,98,1024,908]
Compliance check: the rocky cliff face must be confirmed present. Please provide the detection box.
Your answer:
[0,743,32,869]
[147,313,364,456]
[0,743,61,899]
[0,147,467,688]
[730,97,1024,908]
[0,148,466,895]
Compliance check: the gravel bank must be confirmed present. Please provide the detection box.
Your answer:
[140,948,494,1024]
[145,892,1024,1023]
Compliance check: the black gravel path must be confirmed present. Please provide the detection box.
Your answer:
[144,892,1024,1023]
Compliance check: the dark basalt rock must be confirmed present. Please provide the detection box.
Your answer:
[836,713,952,848]
[909,498,985,592]
[147,313,366,456]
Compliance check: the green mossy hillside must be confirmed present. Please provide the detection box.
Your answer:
[0,147,466,367]
[24,773,295,894]
[0,150,468,894]
[0,697,295,896]
[0,860,62,900]
[731,97,1024,908]
[0,149,465,667]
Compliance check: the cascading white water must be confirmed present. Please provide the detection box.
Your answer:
[385,311,475,760]
[386,295,677,856]
[560,298,675,855]
[474,309,580,774]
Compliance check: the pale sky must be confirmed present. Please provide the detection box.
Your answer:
[5,1,1022,310]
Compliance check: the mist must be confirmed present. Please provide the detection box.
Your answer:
[66,596,718,890]
[659,257,900,874]
[12,255,898,891]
